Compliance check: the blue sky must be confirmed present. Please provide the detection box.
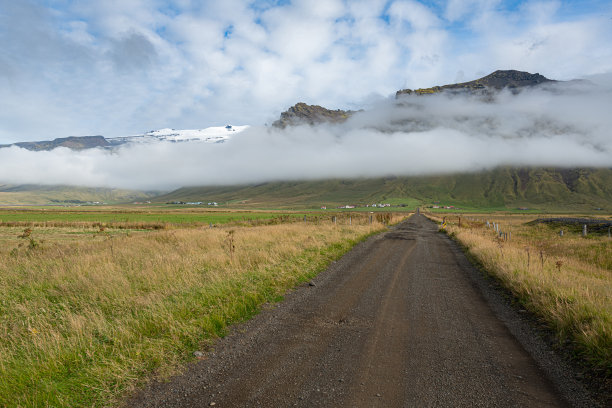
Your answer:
[1,0,611,143]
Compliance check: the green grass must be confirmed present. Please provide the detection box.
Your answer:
[0,209,304,226]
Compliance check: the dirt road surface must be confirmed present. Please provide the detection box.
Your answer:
[127,214,595,407]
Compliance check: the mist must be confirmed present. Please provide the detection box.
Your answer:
[1,81,611,191]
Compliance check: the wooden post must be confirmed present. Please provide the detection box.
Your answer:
[583,224,587,237]
[527,249,530,270]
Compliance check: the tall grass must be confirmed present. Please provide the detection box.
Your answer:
[0,215,402,407]
[429,213,611,377]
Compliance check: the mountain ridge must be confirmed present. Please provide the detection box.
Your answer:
[0,126,249,152]
[395,69,555,97]
[273,70,559,127]
[3,136,110,151]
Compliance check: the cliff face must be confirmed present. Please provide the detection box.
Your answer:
[272,102,353,128]
[396,70,554,97]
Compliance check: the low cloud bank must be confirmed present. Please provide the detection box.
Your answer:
[1,81,611,191]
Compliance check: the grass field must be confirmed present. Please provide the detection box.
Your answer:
[0,209,404,407]
[0,207,309,227]
[426,211,612,382]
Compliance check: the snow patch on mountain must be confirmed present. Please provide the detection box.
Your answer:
[107,125,249,146]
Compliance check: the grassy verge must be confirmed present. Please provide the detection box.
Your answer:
[0,215,402,407]
[427,212,611,381]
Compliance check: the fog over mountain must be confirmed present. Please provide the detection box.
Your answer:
[0,78,610,191]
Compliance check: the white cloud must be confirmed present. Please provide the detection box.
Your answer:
[0,0,611,144]
[0,82,610,190]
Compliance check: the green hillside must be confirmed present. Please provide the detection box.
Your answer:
[154,167,612,211]
[0,185,159,206]
[4,167,610,210]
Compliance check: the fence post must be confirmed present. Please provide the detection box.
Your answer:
[583,224,587,237]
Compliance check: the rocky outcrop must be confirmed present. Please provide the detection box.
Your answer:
[272,102,353,128]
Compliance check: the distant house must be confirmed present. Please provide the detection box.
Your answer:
[321,206,327,210]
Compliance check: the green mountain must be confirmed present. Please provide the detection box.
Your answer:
[0,185,159,206]
[153,167,612,211]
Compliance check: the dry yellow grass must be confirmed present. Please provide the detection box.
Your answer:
[0,214,404,407]
[427,212,611,377]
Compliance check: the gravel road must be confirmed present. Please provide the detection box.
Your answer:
[126,214,596,407]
